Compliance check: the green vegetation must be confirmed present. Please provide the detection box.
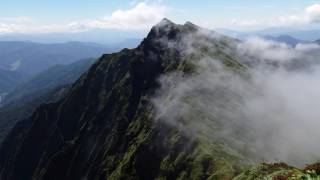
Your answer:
[0,19,318,180]
[235,163,320,180]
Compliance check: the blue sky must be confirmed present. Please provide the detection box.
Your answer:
[1,0,320,33]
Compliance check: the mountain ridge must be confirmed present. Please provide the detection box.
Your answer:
[0,19,248,180]
[0,19,318,180]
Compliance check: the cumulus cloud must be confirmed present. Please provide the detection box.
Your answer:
[0,2,168,34]
[306,4,320,23]
[231,4,320,27]
[152,28,320,166]
[0,17,33,34]
[86,2,167,30]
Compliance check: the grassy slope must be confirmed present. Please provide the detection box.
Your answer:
[235,163,320,180]
[101,21,253,180]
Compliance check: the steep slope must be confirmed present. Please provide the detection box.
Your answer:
[0,20,272,180]
[4,19,319,180]
[0,19,249,180]
[0,85,70,145]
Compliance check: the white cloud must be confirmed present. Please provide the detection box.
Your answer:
[152,30,320,165]
[0,17,33,34]
[0,2,168,34]
[84,2,168,30]
[0,23,24,34]
[230,4,320,28]
[305,4,320,23]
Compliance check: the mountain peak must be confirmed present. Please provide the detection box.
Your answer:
[159,18,175,25]
[146,19,201,42]
[183,21,199,31]
[141,19,236,54]
[145,19,182,42]
[153,18,176,30]
[154,19,199,32]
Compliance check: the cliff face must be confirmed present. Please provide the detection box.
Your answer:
[0,19,248,180]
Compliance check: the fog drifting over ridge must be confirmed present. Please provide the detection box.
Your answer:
[151,23,320,166]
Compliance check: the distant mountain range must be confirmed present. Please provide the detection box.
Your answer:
[0,41,134,94]
[0,58,95,144]
[216,27,320,47]
[0,41,115,74]
[0,29,144,44]
[262,35,307,46]
[215,27,320,42]
[2,58,96,106]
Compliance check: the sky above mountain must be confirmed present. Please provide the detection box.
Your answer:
[1,0,320,34]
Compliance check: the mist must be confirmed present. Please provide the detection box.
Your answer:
[151,26,320,166]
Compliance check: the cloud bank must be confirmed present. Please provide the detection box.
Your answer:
[231,4,320,27]
[152,27,320,166]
